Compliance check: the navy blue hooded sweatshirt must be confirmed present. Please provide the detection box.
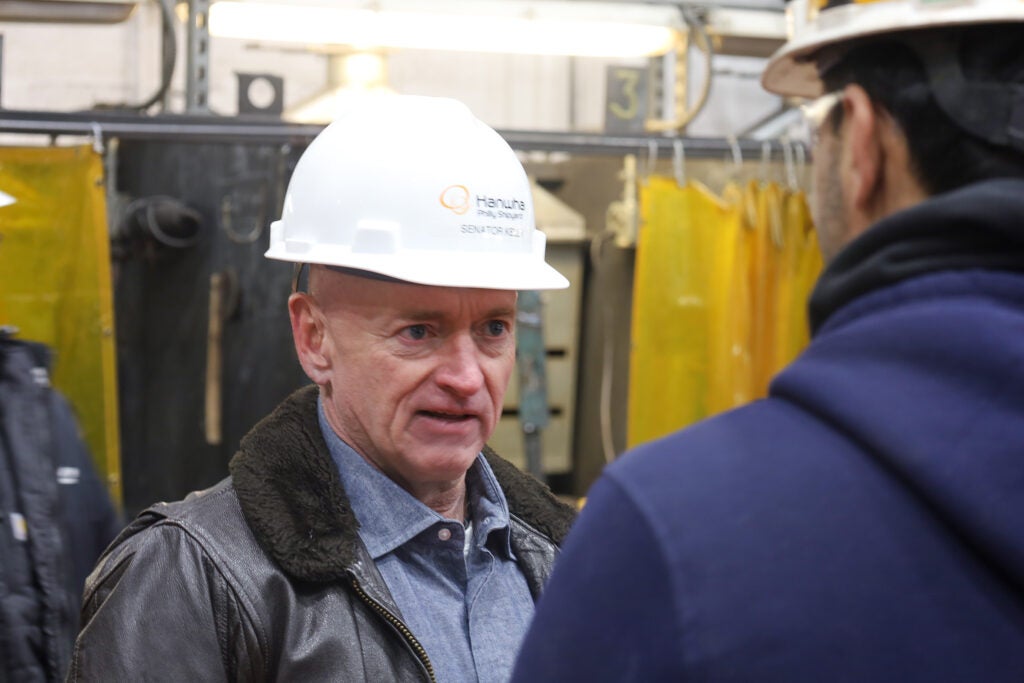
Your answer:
[512,179,1024,682]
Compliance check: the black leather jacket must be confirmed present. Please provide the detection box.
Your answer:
[68,386,575,682]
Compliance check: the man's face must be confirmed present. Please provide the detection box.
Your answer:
[298,269,517,493]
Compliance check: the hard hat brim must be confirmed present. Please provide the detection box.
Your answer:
[265,242,570,291]
[762,0,1024,99]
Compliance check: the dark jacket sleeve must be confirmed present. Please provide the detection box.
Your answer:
[48,390,123,593]
[68,518,261,682]
[511,474,686,682]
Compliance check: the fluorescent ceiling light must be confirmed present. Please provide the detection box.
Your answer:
[208,0,681,58]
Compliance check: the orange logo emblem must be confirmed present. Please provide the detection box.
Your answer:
[440,185,470,215]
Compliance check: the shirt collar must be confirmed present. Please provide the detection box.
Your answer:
[317,397,514,560]
[464,445,516,560]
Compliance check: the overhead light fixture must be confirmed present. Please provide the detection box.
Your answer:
[0,190,16,208]
[208,0,682,58]
[286,51,396,124]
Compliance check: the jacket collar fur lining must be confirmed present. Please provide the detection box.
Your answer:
[230,385,574,583]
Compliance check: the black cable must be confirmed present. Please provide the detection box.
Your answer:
[93,0,177,113]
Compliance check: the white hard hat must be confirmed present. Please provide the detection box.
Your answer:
[266,94,569,291]
[763,0,1024,98]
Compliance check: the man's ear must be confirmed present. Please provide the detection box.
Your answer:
[842,84,884,219]
[289,292,332,385]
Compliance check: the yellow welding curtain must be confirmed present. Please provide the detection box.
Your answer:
[627,177,823,448]
[0,145,121,505]
[628,178,738,447]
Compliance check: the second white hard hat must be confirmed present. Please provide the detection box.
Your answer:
[763,0,1024,98]
[266,94,569,291]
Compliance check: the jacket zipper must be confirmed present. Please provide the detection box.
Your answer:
[349,578,437,683]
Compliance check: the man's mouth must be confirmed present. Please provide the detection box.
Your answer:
[419,410,474,422]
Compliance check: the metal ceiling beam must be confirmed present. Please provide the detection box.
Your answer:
[0,109,799,158]
[0,0,136,23]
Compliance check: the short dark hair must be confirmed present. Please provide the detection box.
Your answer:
[821,25,1024,195]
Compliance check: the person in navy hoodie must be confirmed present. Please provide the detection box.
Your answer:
[512,1,1024,681]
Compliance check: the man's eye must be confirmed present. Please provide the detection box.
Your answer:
[404,324,428,341]
[485,320,508,336]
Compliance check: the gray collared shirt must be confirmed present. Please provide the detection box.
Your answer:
[319,400,535,683]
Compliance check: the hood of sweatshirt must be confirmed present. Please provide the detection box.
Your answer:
[772,178,1024,597]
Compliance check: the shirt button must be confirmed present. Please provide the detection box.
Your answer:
[438,528,452,541]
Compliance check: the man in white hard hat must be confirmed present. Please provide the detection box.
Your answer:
[513,1,1024,681]
[68,95,575,682]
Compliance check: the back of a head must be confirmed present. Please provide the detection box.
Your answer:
[824,24,1024,195]
[764,0,1024,195]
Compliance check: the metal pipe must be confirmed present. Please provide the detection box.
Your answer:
[0,109,800,158]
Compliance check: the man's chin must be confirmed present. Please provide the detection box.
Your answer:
[407,441,484,474]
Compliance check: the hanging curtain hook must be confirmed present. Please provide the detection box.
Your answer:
[783,137,798,190]
[760,140,772,183]
[644,139,658,183]
[90,122,105,154]
[794,141,807,190]
[727,134,743,173]
[672,138,686,186]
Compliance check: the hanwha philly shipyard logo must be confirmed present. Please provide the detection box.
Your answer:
[439,185,470,215]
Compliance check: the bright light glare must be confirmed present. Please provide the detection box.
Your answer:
[208,2,678,57]
[341,53,387,88]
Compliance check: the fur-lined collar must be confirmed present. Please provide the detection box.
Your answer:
[230,385,575,583]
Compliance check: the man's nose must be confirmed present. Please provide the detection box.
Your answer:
[435,334,485,396]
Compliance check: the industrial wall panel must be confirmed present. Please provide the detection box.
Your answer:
[489,413,571,474]
[114,140,307,515]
